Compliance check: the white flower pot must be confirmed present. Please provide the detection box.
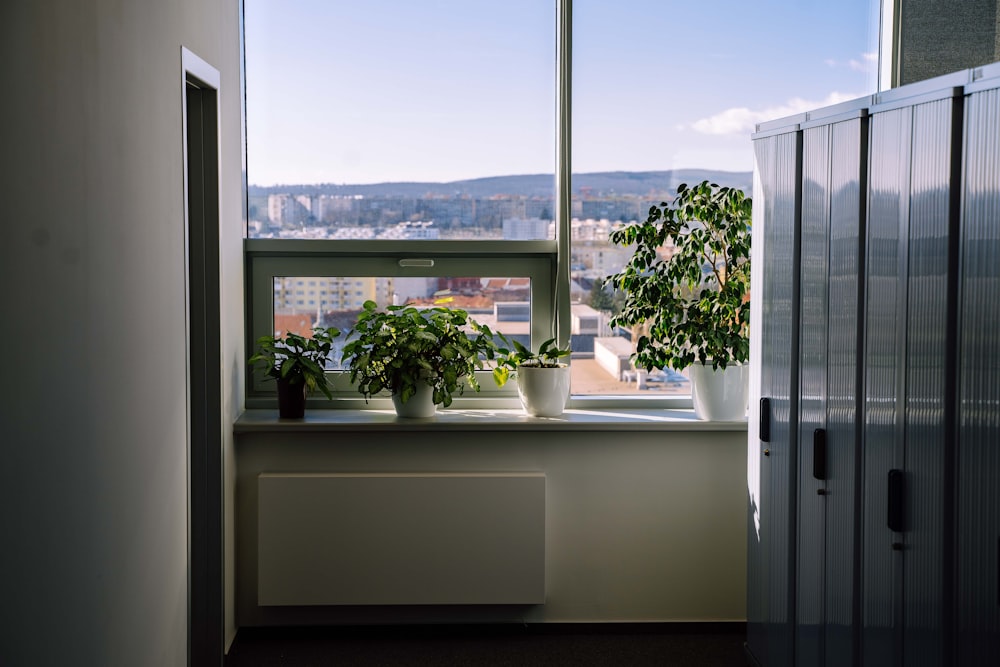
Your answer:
[392,381,437,418]
[516,364,571,417]
[689,362,749,421]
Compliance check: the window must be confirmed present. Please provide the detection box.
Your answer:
[245,243,554,401]
[243,0,877,407]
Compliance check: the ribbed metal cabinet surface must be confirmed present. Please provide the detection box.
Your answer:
[956,73,1000,667]
[748,125,801,667]
[823,116,865,667]
[902,91,959,667]
[795,105,867,667]
[862,85,962,667]
[861,102,910,667]
[796,122,831,667]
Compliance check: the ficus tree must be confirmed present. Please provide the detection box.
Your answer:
[605,180,751,371]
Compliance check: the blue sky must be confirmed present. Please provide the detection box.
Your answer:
[245,0,877,186]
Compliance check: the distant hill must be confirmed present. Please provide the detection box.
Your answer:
[248,169,752,199]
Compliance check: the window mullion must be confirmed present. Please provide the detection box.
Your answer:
[555,0,573,350]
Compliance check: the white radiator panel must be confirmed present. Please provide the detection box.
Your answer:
[258,473,545,606]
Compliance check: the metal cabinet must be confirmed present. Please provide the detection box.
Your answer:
[748,100,869,667]
[748,65,1000,667]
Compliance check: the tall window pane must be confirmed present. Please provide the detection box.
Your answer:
[244,1,556,241]
[570,0,877,396]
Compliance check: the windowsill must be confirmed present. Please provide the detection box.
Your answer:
[234,408,748,433]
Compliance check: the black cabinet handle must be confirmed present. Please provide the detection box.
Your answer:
[759,398,771,442]
[888,469,905,533]
[813,428,827,480]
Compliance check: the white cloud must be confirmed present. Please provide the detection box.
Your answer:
[690,92,859,136]
[824,51,878,72]
[848,51,879,72]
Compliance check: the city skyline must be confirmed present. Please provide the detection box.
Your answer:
[244,0,877,186]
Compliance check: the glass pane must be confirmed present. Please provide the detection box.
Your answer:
[272,276,532,371]
[570,0,877,395]
[245,1,556,240]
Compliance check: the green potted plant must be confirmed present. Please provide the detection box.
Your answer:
[605,180,751,420]
[341,300,501,418]
[493,337,572,417]
[248,327,340,418]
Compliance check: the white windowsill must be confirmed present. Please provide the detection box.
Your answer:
[235,408,749,433]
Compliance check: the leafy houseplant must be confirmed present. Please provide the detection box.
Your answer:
[491,337,572,386]
[341,300,501,417]
[248,327,340,418]
[493,337,573,418]
[605,180,751,419]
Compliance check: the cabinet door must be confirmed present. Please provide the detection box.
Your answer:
[797,113,865,667]
[862,91,960,667]
[748,128,801,667]
[861,101,911,667]
[823,116,865,667]
[899,94,957,667]
[796,122,832,667]
[956,80,1000,667]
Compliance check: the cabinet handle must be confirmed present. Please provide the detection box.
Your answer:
[759,398,771,442]
[813,428,827,480]
[887,469,905,533]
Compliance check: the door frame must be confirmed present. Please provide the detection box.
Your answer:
[182,45,224,667]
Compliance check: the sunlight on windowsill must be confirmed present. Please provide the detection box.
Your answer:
[234,407,748,433]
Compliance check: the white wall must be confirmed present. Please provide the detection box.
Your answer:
[236,427,747,626]
[0,1,243,665]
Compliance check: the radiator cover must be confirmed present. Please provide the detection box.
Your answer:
[257,473,545,606]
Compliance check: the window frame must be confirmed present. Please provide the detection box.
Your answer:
[241,0,695,410]
[245,238,568,409]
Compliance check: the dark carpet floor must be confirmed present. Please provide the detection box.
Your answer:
[225,624,749,667]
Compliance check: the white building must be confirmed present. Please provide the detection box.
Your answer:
[377,220,439,240]
[273,276,392,314]
[503,217,551,240]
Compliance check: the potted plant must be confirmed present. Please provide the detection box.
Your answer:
[248,327,340,418]
[605,180,751,420]
[493,337,572,417]
[341,300,501,418]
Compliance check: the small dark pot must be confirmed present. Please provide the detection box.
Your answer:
[275,377,307,419]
